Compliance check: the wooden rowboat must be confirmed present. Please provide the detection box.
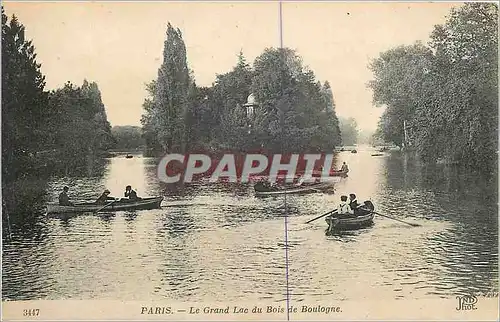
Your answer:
[325,200,375,231]
[312,169,348,177]
[254,181,334,197]
[46,196,164,214]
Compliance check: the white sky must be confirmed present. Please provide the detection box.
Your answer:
[4,1,460,131]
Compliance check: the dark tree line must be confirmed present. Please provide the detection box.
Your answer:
[47,81,114,160]
[369,3,498,172]
[141,24,342,155]
[2,8,114,182]
[111,126,145,150]
[339,117,359,146]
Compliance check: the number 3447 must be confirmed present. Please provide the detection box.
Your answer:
[23,309,40,317]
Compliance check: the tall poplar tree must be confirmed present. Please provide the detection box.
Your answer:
[143,22,190,153]
[321,81,341,146]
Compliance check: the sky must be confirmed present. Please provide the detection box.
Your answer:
[4,1,460,131]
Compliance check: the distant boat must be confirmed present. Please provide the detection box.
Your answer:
[371,153,383,156]
[312,169,349,177]
[254,181,334,197]
[126,154,133,159]
[351,149,357,154]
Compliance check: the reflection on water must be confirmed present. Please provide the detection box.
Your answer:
[2,148,498,302]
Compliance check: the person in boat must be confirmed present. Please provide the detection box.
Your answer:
[255,180,269,192]
[349,193,360,214]
[58,186,74,206]
[96,189,115,204]
[337,195,354,217]
[340,162,349,173]
[294,174,305,187]
[124,185,141,201]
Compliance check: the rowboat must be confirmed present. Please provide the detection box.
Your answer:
[325,200,375,231]
[312,169,348,177]
[46,196,164,214]
[254,181,334,196]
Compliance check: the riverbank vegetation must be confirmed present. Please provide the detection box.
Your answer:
[141,23,342,155]
[111,126,145,151]
[338,117,359,146]
[2,8,114,182]
[369,3,498,173]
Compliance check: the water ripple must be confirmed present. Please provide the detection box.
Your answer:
[2,151,498,302]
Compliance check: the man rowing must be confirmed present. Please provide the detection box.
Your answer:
[58,186,74,206]
[340,162,349,173]
[349,193,360,213]
[294,174,306,187]
[95,189,115,204]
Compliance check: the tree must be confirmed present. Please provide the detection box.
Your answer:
[250,48,341,152]
[141,80,162,153]
[111,126,145,150]
[48,81,114,166]
[82,80,114,152]
[2,8,51,181]
[368,3,498,172]
[357,129,376,145]
[321,81,342,147]
[210,51,254,147]
[368,42,434,148]
[339,117,359,146]
[426,3,498,168]
[141,37,343,154]
[142,23,190,153]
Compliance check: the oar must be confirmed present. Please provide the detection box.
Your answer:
[305,209,338,224]
[94,199,117,213]
[370,210,421,227]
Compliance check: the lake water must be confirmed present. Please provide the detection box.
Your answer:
[2,147,498,303]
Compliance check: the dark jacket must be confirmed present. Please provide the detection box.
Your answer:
[349,199,360,211]
[125,189,139,200]
[59,192,73,206]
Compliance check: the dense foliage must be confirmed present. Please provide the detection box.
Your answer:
[48,81,114,159]
[339,117,359,146]
[369,3,498,171]
[141,23,190,153]
[111,126,145,150]
[141,25,342,154]
[2,9,49,181]
[2,8,113,181]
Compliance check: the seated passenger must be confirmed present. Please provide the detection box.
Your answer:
[349,193,360,213]
[96,189,114,204]
[337,195,354,217]
[124,185,141,201]
[59,186,74,206]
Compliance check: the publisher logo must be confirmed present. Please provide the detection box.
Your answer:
[456,295,477,311]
